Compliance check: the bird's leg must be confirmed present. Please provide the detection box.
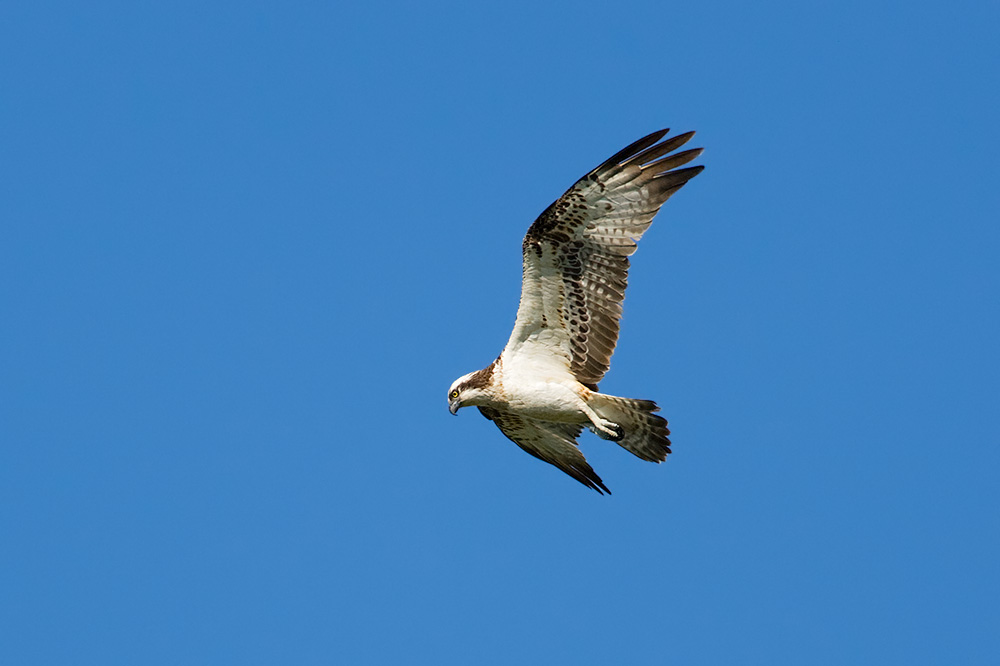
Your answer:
[578,400,624,442]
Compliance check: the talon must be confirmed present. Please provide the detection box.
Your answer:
[591,420,624,441]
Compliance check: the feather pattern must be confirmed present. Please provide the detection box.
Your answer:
[478,406,609,494]
[505,129,704,387]
[449,129,703,492]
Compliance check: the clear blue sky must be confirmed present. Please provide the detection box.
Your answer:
[2,1,998,664]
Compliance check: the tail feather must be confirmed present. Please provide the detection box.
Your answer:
[590,394,672,462]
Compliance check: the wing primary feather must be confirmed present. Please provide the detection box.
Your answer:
[642,147,704,174]
[590,128,670,175]
[648,165,705,193]
[629,130,697,167]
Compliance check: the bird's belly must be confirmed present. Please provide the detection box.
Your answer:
[501,380,588,423]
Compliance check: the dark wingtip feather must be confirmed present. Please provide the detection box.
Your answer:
[644,164,705,202]
[587,474,612,495]
[562,462,611,494]
[587,129,702,186]
[643,147,704,174]
[592,128,670,173]
[652,164,705,187]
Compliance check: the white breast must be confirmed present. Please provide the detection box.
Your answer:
[497,346,587,423]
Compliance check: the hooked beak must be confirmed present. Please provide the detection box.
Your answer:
[449,399,460,415]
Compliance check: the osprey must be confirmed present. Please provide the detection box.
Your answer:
[448,129,703,493]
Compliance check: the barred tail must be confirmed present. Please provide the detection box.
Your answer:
[589,394,672,462]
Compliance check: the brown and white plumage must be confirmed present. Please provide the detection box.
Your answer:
[477,406,607,493]
[448,129,703,493]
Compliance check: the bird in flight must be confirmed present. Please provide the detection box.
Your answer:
[447,129,703,493]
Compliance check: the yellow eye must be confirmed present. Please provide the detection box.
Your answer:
[450,390,459,399]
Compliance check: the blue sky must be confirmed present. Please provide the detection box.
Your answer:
[2,1,998,663]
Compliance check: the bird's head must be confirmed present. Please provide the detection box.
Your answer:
[447,367,493,415]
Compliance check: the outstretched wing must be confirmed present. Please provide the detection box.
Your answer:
[478,407,609,494]
[504,129,704,387]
